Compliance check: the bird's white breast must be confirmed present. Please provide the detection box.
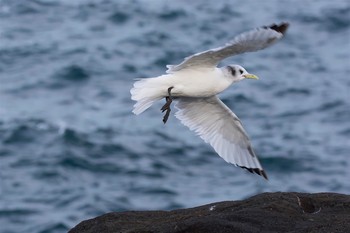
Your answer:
[167,68,232,97]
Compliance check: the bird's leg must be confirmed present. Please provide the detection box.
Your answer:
[161,87,174,124]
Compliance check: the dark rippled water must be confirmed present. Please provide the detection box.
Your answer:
[0,0,349,232]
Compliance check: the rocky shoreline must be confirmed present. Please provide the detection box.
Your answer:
[69,192,350,233]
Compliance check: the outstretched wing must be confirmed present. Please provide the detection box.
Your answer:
[175,96,267,179]
[167,23,289,73]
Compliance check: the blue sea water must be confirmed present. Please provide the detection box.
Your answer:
[0,0,349,232]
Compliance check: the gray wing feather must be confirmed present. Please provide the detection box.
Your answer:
[175,96,267,179]
[167,23,289,73]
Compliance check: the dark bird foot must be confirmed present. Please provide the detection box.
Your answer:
[161,87,174,124]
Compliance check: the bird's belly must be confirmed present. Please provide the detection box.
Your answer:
[171,75,230,97]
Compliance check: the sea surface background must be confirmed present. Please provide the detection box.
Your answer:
[0,0,349,232]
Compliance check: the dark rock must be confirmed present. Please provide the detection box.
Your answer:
[69,192,350,233]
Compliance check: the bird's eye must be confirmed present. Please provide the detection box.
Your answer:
[228,66,236,76]
[239,69,244,75]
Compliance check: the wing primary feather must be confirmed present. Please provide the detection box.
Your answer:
[266,22,289,35]
[175,96,267,179]
[166,22,289,72]
[239,166,268,180]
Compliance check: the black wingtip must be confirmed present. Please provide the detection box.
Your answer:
[268,22,289,35]
[261,170,268,180]
[239,166,269,180]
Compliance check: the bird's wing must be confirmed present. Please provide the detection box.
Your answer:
[175,96,267,179]
[167,23,289,73]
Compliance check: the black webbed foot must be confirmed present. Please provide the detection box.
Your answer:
[161,87,174,124]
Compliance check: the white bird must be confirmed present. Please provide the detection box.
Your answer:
[130,23,289,179]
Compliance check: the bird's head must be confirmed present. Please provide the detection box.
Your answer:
[225,65,259,82]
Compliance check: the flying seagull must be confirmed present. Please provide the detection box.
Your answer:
[131,23,289,179]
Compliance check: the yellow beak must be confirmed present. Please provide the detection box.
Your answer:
[243,74,259,80]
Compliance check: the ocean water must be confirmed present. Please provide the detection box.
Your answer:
[0,0,349,232]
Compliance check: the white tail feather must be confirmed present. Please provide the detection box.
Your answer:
[130,77,167,115]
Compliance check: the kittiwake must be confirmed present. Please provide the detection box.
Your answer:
[130,22,289,179]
